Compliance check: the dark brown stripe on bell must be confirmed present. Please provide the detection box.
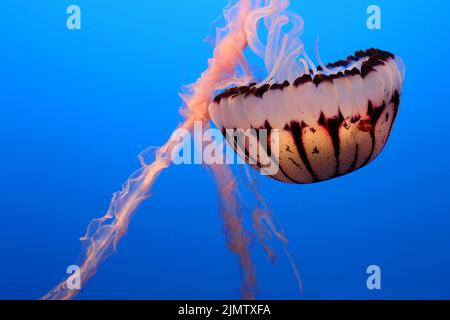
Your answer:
[259,120,298,183]
[294,74,312,87]
[327,59,351,69]
[261,120,273,158]
[329,71,345,81]
[345,67,361,77]
[289,121,319,182]
[231,128,251,163]
[347,143,360,174]
[362,100,387,166]
[270,80,290,91]
[387,90,401,139]
[361,64,376,78]
[318,111,343,177]
[313,74,333,86]
[391,90,401,108]
[254,84,271,98]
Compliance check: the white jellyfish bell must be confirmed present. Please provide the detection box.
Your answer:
[209,1,405,184]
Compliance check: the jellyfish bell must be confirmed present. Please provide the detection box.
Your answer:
[209,48,405,184]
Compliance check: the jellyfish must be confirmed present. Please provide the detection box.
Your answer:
[209,48,405,183]
[42,0,404,300]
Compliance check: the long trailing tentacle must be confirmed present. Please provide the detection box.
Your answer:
[237,165,303,292]
[42,0,254,300]
[209,161,258,300]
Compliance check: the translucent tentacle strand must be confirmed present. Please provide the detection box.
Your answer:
[42,0,254,300]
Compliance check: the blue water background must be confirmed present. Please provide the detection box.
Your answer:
[0,0,449,299]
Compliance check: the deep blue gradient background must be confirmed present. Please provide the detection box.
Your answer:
[1,0,449,299]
